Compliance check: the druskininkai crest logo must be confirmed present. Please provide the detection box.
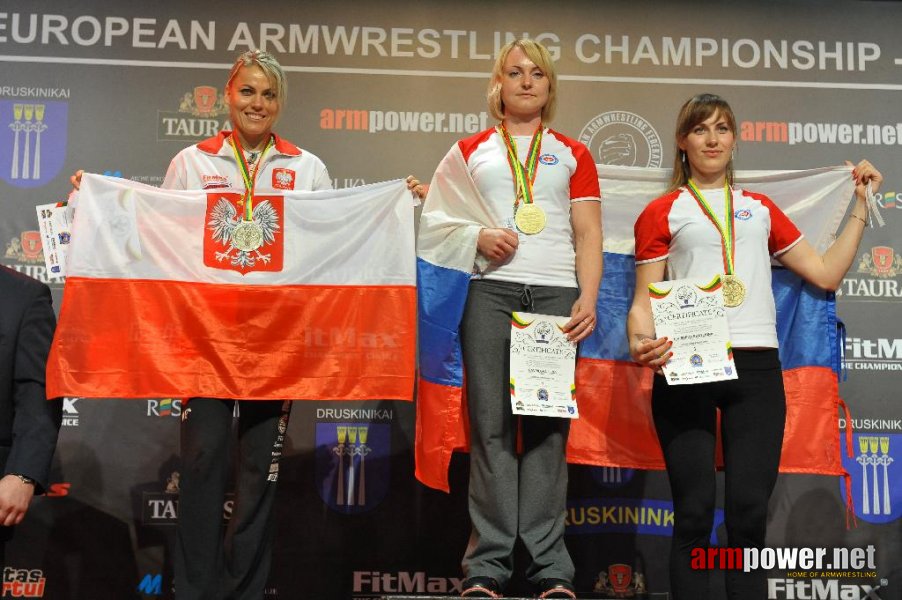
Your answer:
[0,101,67,188]
[203,192,284,274]
[841,433,901,524]
[315,422,390,513]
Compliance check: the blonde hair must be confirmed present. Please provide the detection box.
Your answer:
[487,39,557,123]
[667,93,738,193]
[225,49,287,106]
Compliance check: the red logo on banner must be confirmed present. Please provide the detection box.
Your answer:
[272,168,296,190]
[203,192,284,275]
[871,246,895,276]
[20,231,43,261]
[608,564,633,594]
[193,86,219,117]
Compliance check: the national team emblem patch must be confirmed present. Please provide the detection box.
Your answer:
[203,192,284,275]
[538,153,559,165]
[272,168,296,190]
[840,432,901,524]
[315,422,390,514]
[0,101,68,188]
[734,208,752,220]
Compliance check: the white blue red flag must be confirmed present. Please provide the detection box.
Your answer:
[416,153,856,492]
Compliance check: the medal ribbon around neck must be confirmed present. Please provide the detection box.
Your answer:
[229,133,274,222]
[686,179,736,278]
[497,123,543,211]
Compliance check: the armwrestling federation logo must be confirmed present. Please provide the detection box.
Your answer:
[1,100,67,188]
[579,111,663,168]
[315,422,390,514]
[841,433,900,524]
[204,192,284,274]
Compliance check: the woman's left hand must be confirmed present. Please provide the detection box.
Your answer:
[406,175,428,200]
[848,160,883,201]
[563,294,597,343]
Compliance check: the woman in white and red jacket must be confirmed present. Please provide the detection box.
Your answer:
[627,92,881,600]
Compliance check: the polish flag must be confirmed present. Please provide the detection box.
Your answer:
[47,174,416,401]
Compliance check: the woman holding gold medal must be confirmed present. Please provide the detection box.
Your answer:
[420,39,602,598]
[73,50,334,598]
[162,50,333,600]
[626,93,882,600]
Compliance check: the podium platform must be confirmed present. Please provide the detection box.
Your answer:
[381,594,670,599]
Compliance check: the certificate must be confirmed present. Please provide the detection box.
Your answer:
[509,312,578,418]
[36,202,71,281]
[649,277,738,385]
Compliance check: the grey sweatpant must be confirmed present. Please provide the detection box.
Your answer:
[460,278,578,587]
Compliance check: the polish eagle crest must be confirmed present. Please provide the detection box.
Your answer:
[207,197,280,269]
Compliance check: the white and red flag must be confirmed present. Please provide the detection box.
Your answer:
[48,174,416,401]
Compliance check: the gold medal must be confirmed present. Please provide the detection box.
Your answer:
[232,220,264,252]
[515,203,546,235]
[721,274,746,307]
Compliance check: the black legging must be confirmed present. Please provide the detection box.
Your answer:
[652,349,786,600]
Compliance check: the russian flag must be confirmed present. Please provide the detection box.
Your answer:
[47,174,417,402]
[417,161,855,492]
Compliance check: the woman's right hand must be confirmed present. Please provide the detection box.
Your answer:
[477,228,519,263]
[70,169,84,191]
[630,335,673,373]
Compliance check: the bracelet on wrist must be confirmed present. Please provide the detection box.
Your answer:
[850,213,868,227]
[10,473,35,486]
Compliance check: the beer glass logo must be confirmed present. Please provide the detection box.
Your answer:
[841,433,900,524]
[1,101,68,188]
[316,422,390,513]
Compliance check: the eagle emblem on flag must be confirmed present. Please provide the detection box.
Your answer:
[203,192,284,274]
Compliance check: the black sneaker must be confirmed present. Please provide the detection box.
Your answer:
[536,578,576,599]
[461,576,503,598]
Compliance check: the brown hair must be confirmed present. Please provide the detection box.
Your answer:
[487,39,557,123]
[667,93,738,193]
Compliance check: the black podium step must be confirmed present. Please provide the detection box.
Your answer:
[381,594,670,599]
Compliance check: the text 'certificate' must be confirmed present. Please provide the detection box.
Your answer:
[509,312,578,418]
[649,278,738,385]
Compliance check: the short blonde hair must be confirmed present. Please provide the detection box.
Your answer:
[487,39,557,123]
[225,49,287,106]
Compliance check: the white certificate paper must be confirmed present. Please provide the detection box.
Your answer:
[509,312,578,418]
[36,202,71,281]
[649,278,738,385]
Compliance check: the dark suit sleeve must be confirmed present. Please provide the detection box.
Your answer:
[4,283,62,493]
